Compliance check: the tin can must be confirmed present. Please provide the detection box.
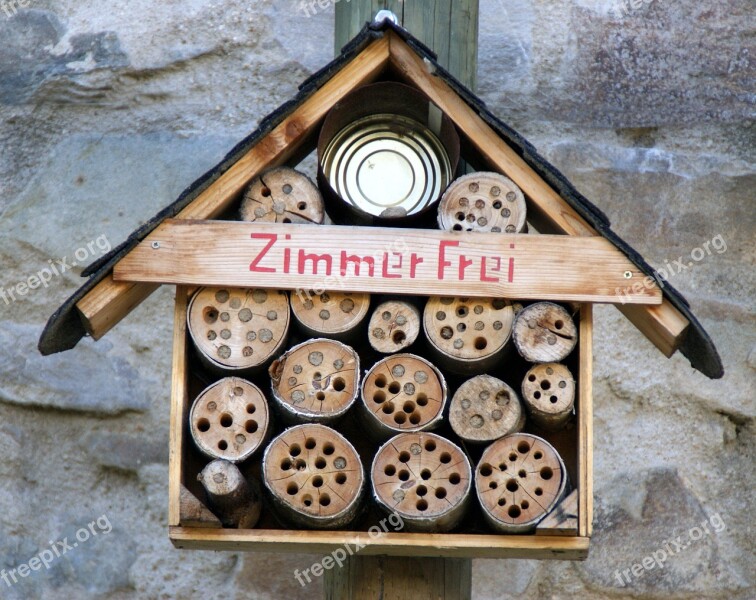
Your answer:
[318,82,460,225]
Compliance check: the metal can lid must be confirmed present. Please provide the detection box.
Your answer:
[321,114,452,218]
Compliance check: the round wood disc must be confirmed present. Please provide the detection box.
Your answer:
[269,338,360,422]
[449,375,525,444]
[188,287,290,371]
[371,432,471,532]
[263,424,364,528]
[367,300,421,353]
[475,433,567,533]
[521,363,575,429]
[512,302,577,363]
[240,167,325,224]
[423,296,514,368]
[189,377,269,463]
[361,354,447,434]
[290,291,370,338]
[437,172,527,233]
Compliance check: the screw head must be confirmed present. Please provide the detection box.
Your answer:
[624,271,632,279]
[151,241,160,249]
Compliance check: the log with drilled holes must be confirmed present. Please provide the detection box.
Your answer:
[290,291,370,341]
[360,354,447,440]
[521,363,576,430]
[449,375,525,444]
[371,432,472,532]
[187,287,290,373]
[437,171,527,234]
[262,424,364,529]
[269,338,360,424]
[240,167,325,224]
[475,433,568,533]
[197,459,262,529]
[190,377,270,462]
[512,302,578,363]
[423,296,515,374]
[367,300,421,353]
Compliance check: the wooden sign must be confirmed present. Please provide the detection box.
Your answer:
[113,220,661,304]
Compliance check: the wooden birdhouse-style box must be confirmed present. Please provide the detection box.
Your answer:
[41,21,722,562]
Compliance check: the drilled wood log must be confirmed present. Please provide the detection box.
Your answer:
[360,354,447,440]
[187,287,290,373]
[197,459,262,529]
[290,291,370,341]
[438,172,527,233]
[423,296,515,374]
[367,300,421,353]
[475,433,567,533]
[521,363,575,430]
[189,377,270,462]
[512,302,577,363]
[240,166,324,224]
[449,375,525,444]
[269,338,360,424]
[371,432,472,533]
[262,424,364,529]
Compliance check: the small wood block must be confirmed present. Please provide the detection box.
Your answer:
[187,287,290,372]
[360,354,447,438]
[189,377,270,462]
[438,172,527,233]
[449,375,525,444]
[536,489,578,536]
[521,363,575,430]
[179,484,222,528]
[423,296,514,374]
[262,424,364,529]
[512,302,577,363]
[371,432,472,533]
[269,338,360,423]
[240,167,324,224]
[290,291,370,339]
[475,433,567,533]
[197,459,262,529]
[367,300,421,353]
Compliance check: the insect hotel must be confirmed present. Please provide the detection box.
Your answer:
[40,14,722,591]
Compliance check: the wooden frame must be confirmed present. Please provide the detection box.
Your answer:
[168,286,593,559]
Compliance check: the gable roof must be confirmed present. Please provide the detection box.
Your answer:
[39,20,723,379]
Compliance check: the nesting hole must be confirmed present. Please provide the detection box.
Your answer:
[374,391,387,403]
[319,494,331,506]
[424,440,436,452]
[416,485,428,497]
[323,442,335,456]
[375,375,387,388]
[312,476,324,488]
[245,420,258,434]
[420,469,432,480]
[435,487,447,499]
[305,438,316,450]
[398,451,411,463]
[333,378,346,392]
[197,418,210,432]
[286,482,298,495]
[517,441,531,454]
[409,412,421,425]
[315,457,327,469]
[335,473,347,485]
[449,473,461,485]
[388,381,401,394]
[416,499,428,511]
[398,470,410,481]
[508,505,521,519]
[417,393,428,407]
[440,452,451,464]
[289,444,301,457]
[384,464,396,476]
[394,413,407,425]
[506,479,519,492]
[474,337,488,350]
[220,413,233,428]
[540,466,554,480]
[480,464,493,477]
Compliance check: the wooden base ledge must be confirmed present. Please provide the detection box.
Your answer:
[168,527,590,559]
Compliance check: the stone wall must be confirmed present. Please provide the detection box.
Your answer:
[0,1,752,598]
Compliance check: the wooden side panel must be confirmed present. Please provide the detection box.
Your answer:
[578,304,594,537]
[168,286,190,527]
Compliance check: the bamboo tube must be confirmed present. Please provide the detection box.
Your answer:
[371,432,472,533]
[189,377,270,462]
[512,302,578,363]
[438,172,527,233]
[423,296,515,374]
[359,354,447,440]
[475,433,568,533]
[262,424,364,529]
[197,459,262,529]
[240,166,325,224]
[187,287,290,374]
[367,300,421,353]
[290,291,370,341]
[521,363,576,430]
[449,375,525,444]
[269,338,360,424]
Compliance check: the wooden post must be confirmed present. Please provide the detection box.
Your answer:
[332,3,479,598]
